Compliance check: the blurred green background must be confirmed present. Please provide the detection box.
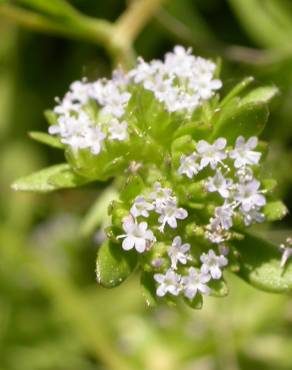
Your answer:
[0,1,292,369]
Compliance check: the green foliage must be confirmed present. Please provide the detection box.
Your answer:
[29,131,64,149]
[212,101,269,142]
[96,240,137,288]
[263,200,288,221]
[234,233,292,293]
[11,163,90,192]
[2,0,292,367]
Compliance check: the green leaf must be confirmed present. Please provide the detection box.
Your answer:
[262,178,278,193]
[49,165,90,189]
[220,76,254,107]
[212,101,269,143]
[80,188,118,237]
[44,110,58,126]
[209,279,229,297]
[120,175,145,203]
[11,164,89,193]
[263,201,288,222]
[140,272,157,308]
[96,240,137,288]
[233,233,292,293]
[29,131,63,149]
[184,293,203,309]
[241,86,279,105]
[173,121,212,140]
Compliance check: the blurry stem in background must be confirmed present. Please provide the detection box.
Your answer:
[0,0,167,69]
[155,7,292,66]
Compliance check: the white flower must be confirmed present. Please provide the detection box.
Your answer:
[154,269,181,297]
[149,182,174,209]
[168,236,191,269]
[205,218,228,244]
[229,136,261,168]
[117,216,156,253]
[108,119,128,141]
[189,73,222,100]
[92,80,130,118]
[214,203,234,230]
[85,126,106,155]
[69,80,91,105]
[235,166,254,183]
[242,206,265,226]
[130,196,154,218]
[234,179,266,212]
[196,138,227,169]
[157,199,188,231]
[178,153,200,178]
[206,170,233,198]
[54,96,81,115]
[200,249,228,279]
[182,267,211,300]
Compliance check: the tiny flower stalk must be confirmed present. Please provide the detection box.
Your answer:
[12,46,292,307]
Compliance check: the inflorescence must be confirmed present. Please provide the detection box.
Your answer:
[47,45,287,304]
[49,46,221,156]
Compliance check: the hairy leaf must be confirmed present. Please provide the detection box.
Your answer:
[11,164,89,192]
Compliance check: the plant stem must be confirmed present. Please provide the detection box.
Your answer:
[0,0,168,69]
[111,0,167,66]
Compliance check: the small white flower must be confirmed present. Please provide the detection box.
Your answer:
[229,136,261,168]
[196,138,227,170]
[235,179,266,212]
[182,267,211,300]
[108,119,128,141]
[178,153,200,178]
[206,170,233,198]
[205,218,228,244]
[157,199,188,231]
[189,74,222,100]
[214,203,234,230]
[69,80,91,105]
[168,236,191,269]
[85,126,106,155]
[130,196,154,218]
[242,206,265,226]
[200,249,228,279]
[235,166,254,183]
[154,269,181,297]
[149,182,174,209]
[117,216,156,253]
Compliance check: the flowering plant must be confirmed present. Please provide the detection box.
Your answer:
[12,46,292,309]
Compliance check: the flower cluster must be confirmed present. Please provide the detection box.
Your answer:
[28,45,286,306]
[118,182,188,253]
[117,182,228,301]
[179,136,266,247]
[48,46,222,156]
[49,72,130,154]
[130,45,222,113]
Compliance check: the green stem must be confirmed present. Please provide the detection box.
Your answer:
[0,0,168,69]
[0,4,113,45]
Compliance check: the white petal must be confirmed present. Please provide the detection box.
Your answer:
[122,236,135,251]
